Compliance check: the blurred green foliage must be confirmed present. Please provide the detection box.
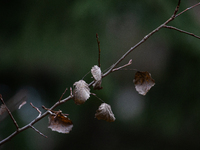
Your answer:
[1,0,200,149]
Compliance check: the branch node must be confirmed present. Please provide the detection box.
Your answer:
[172,0,181,18]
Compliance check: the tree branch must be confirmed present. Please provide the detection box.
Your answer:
[30,125,48,138]
[175,2,200,18]
[96,33,101,67]
[0,94,19,130]
[1,0,200,146]
[0,95,73,146]
[112,59,132,72]
[163,25,200,39]
[103,0,182,78]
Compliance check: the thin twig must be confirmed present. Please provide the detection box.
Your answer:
[172,0,181,18]
[112,59,132,72]
[175,2,200,18]
[91,93,105,103]
[30,125,48,138]
[163,25,200,39]
[0,95,19,130]
[30,103,41,118]
[96,33,101,67]
[59,88,68,102]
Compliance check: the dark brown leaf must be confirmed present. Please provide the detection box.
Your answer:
[95,103,115,122]
[134,71,155,95]
[48,110,73,134]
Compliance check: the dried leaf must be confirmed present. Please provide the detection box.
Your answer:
[48,111,73,134]
[95,103,115,122]
[0,104,7,115]
[134,71,155,95]
[91,65,102,90]
[73,80,90,105]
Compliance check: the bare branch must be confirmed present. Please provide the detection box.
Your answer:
[96,33,101,67]
[30,125,48,138]
[0,95,73,146]
[59,88,68,102]
[102,0,200,78]
[102,20,165,78]
[30,103,42,118]
[163,25,200,39]
[172,0,181,18]
[0,95,19,130]
[175,2,200,18]
[112,59,132,72]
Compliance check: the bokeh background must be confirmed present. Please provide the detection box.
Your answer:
[1,0,200,149]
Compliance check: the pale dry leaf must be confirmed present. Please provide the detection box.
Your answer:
[95,103,115,122]
[133,71,155,95]
[0,104,7,115]
[48,112,73,134]
[91,65,102,90]
[73,80,90,105]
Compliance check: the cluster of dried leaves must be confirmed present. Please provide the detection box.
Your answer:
[0,45,155,137]
[44,65,155,134]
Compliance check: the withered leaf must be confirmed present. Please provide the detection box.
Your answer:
[73,80,90,105]
[95,103,115,122]
[91,65,102,90]
[48,111,73,134]
[133,71,155,95]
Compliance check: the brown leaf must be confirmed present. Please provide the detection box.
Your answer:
[95,103,115,122]
[91,65,102,90]
[134,71,155,95]
[73,80,90,105]
[48,110,73,134]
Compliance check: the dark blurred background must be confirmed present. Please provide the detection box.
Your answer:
[1,0,200,149]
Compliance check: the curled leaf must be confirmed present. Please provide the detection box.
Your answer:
[95,103,115,122]
[133,71,155,95]
[73,80,90,105]
[48,110,73,134]
[91,65,102,90]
